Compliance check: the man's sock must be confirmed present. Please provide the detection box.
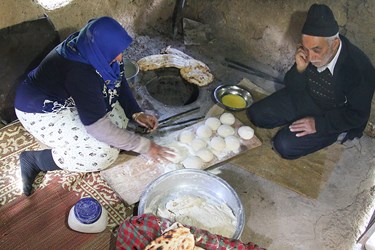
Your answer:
[19,149,61,196]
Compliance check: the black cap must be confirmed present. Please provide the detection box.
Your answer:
[302,4,339,37]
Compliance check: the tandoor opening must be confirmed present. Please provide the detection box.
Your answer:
[145,68,199,106]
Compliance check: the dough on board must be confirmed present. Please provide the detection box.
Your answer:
[225,135,241,152]
[182,156,204,169]
[217,124,235,138]
[196,125,213,139]
[191,138,207,152]
[219,113,235,125]
[238,126,254,140]
[209,136,226,152]
[196,148,214,163]
[204,117,221,131]
[179,130,195,144]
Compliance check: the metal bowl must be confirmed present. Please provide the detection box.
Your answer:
[138,169,245,239]
[124,59,139,84]
[213,84,253,111]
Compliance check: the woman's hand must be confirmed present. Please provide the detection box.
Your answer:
[134,113,158,133]
[145,142,176,164]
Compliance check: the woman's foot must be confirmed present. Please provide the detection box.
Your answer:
[19,151,40,196]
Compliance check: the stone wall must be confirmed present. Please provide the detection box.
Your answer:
[2,0,373,71]
[184,0,375,73]
[182,0,375,124]
[0,0,175,40]
[1,0,374,123]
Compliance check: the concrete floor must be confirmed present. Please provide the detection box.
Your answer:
[127,30,375,249]
[201,48,375,249]
[210,136,374,250]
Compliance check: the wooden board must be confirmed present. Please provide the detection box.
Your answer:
[101,116,262,205]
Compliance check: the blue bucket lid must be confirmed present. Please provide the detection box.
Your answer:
[74,197,102,224]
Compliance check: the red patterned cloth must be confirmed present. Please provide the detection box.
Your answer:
[116,214,265,250]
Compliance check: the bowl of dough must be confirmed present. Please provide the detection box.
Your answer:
[213,85,254,111]
[138,169,245,239]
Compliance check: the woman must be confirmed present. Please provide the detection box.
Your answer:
[14,16,174,196]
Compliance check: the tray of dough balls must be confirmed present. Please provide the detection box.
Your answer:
[155,112,262,170]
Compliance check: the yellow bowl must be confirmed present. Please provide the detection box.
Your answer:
[213,85,253,111]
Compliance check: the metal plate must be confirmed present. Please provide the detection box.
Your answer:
[213,85,254,111]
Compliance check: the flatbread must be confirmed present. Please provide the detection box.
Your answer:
[137,52,213,87]
[138,54,187,71]
[180,62,213,86]
[144,226,195,250]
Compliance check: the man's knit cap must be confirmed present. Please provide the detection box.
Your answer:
[302,4,339,37]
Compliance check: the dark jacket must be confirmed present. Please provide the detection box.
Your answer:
[15,49,142,126]
[284,35,375,140]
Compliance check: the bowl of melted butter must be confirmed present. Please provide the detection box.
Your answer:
[213,85,254,111]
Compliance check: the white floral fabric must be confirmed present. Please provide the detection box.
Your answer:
[15,102,128,172]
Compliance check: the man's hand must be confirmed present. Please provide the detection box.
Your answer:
[289,117,316,137]
[295,44,309,73]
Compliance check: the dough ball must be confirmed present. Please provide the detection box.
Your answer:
[238,126,254,140]
[191,138,207,152]
[196,149,214,163]
[164,143,188,164]
[196,125,212,139]
[217,124,235,138]
[205,117,221,131]
[220,112,235,125]
[179,130,195,144]
[209,136,226,152]
[182,156,204,169]
[225,135,241,152]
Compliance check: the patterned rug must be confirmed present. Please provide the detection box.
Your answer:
[0,121,134,239]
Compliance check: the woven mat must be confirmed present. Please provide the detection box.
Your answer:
[0,174,116,249]
[213,79,343,199]
[0,121,134,248]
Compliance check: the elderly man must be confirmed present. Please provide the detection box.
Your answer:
[247,4,375,159]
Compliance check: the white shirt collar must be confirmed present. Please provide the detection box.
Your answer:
[317,40,342,75]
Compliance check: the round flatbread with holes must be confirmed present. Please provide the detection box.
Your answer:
[144,226,195,250]
[180,60,213,86]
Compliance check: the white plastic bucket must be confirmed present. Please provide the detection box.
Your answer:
[68,197,108,233]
